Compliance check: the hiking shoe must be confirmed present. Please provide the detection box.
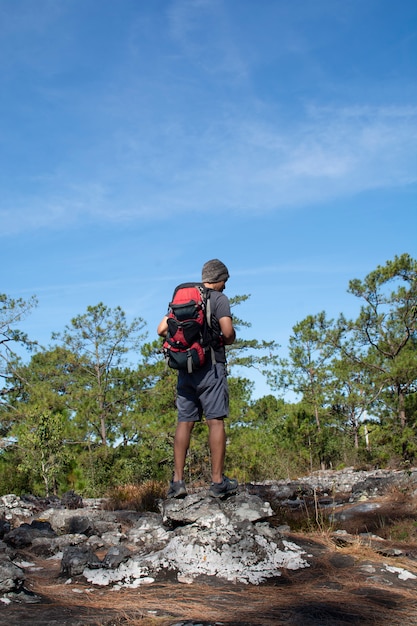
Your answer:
[208,475,238,498]
[167,480,187,499]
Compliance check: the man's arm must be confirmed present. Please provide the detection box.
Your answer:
[218,316,236,345]
[157,316,168,337]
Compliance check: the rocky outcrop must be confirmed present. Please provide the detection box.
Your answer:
[82,492,309,588]
[250,467,417,506]
[1,468,417,605]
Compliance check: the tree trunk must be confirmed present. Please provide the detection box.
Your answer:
[398,388,406,429]
[100,415,107,446]
[314,404,321,433]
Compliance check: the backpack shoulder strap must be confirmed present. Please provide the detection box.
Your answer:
[200,287,217,366]
[205,287,212,328]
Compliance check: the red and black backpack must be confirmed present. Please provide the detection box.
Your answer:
[162,283,220,373]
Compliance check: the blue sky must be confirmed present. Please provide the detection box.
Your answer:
[1,0,416,398]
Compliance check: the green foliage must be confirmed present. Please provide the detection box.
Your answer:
[9,406,71,496]
[334,253,417,429]
[52,303,148,446]
[271,312,336,440]
[0,449,33,495]
[228,376,254,425]
[227,294,280,374]
[0,293,38,430]
[227,425,300,482]
[72,439,173,497]
[0,293,38,353]
[0,254,416,496]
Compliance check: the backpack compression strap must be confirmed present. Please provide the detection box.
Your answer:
[205,289,217,367]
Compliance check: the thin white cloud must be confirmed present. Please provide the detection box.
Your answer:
[1,103,415,235]
[1,2,415,236]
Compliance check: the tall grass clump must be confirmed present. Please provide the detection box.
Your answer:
[105,480,167,512]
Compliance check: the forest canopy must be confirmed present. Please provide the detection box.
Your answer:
[1,253,416,497]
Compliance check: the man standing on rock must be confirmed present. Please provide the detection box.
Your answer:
[157,259,238,499]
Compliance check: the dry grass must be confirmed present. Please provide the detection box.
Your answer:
[8,550,417,626]
[104,481,167,513]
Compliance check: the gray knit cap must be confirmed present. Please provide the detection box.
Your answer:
[201,259,230,283]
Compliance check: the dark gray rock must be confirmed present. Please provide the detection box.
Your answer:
[93,519,122,535]
[0,518,11,539]
[29,520,54,533]
[102,545,132,569]
[3,521,57,549]
[60,545,102,577]
[65,515,95,536]
[61,490,83,510]
[330,501,382,523]
[352,476,395,497]
[35,506,121,534]
[0,556,25,593]
[1,588,41,604]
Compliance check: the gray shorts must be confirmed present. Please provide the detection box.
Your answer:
[176,363,229,422]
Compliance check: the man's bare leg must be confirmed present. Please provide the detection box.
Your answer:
[207,417,226,483]
[173,421,195,482]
